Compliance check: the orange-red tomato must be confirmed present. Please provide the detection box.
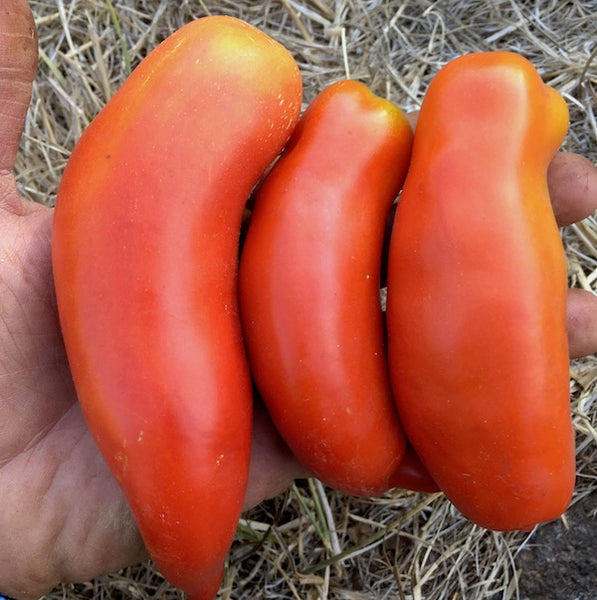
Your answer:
[239,80,412,496]
[386,52,575,530]
[52,16,302,599]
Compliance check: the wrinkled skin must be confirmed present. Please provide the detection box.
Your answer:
[0,2,596,599]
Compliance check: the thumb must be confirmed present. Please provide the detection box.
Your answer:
[0,1,37,174]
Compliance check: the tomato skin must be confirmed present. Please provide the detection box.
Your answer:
[51,16,301,599]
[239,80,412,497]
[386,52,574,531]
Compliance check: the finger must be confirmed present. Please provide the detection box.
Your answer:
[548,152,597,226]
[0,0,38,174]
[567,287,597,359]
[243,399,308,511]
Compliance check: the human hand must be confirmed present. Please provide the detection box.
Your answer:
[1,2,596,599]
[0,5,306,599]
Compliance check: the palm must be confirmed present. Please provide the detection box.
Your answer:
[0,7,303,597]
[0,80,298,600]
[0,180,303,600]
[0,191,148,597]
[0,8,146,595]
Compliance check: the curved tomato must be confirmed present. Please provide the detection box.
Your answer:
[52,16,302,599]
[239,80,412,497]
[386,52,574,530]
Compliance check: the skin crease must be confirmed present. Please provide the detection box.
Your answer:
[0,2,595,599]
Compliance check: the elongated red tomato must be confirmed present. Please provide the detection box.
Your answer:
[239,80,412,496]
[386,52,574,530]
[52,16,302,599]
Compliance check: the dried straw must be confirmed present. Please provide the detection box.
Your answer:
[23,1,597,599]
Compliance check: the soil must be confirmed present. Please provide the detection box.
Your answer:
[516,490,597,600]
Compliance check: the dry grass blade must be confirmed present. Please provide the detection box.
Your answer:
[22,1,597,599]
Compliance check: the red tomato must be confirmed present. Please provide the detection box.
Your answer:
[239,80,412,496]
[52,16,302,599]
[386,52,575,531]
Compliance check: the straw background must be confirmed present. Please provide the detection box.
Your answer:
[20,1,597,599]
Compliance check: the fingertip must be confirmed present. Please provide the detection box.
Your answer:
[0,0,38,174]
[549,153,597,226]
[0,1,38,69]
[567,287,597,359]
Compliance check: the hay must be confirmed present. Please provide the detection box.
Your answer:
[22,1,597,599]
